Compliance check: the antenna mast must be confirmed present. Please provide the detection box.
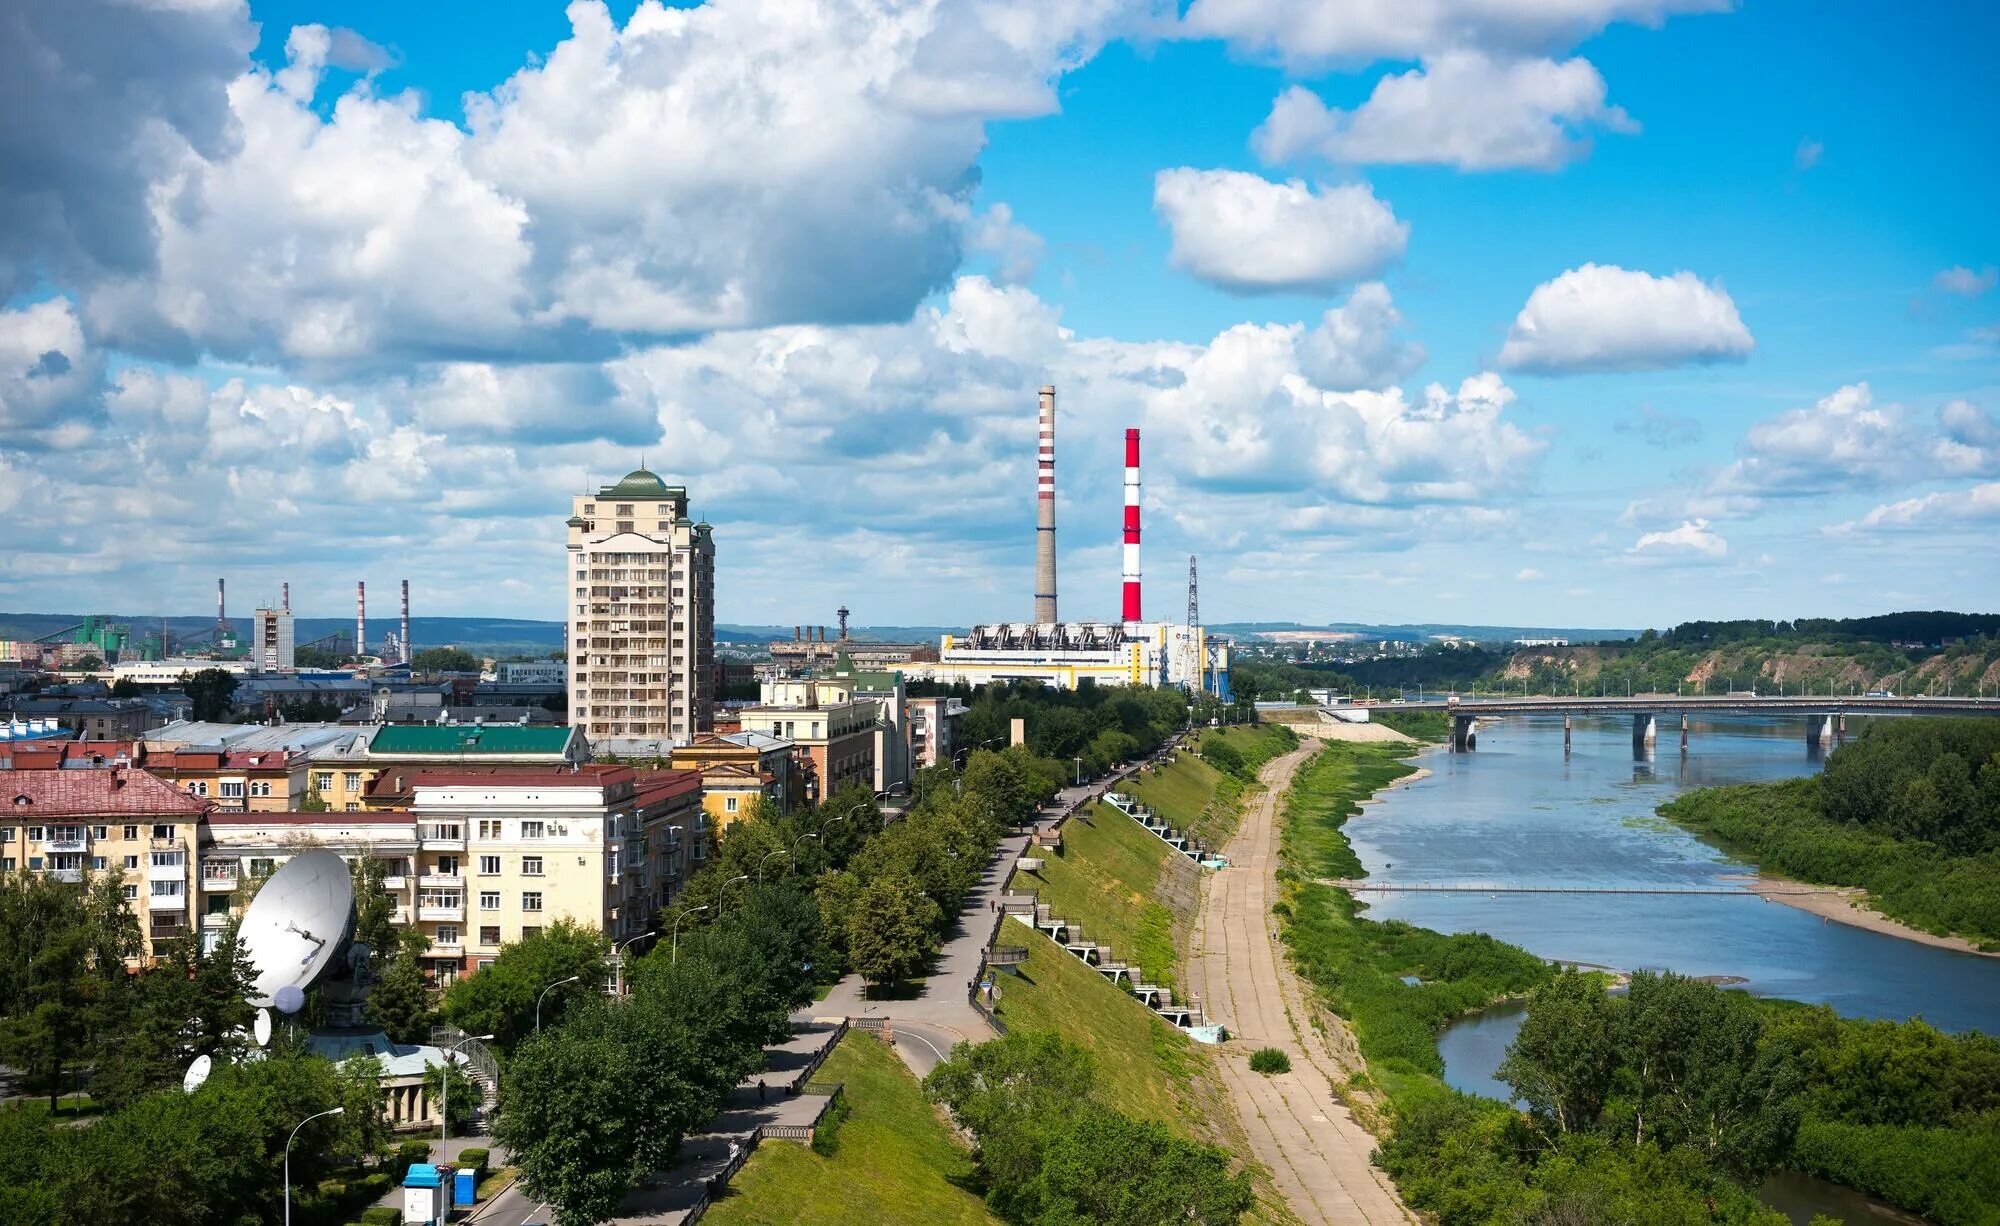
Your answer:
[1186,555,1199,630]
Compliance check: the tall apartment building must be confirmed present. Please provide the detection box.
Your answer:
[566,470,716,752]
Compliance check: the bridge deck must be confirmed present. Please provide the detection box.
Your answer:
[1366,696,2000,716]
[1326,880,1821,897]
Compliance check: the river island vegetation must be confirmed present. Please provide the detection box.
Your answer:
[1661,717,2000,947]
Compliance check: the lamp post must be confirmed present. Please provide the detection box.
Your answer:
[670,904,710,964]
[1072,757,1083,787]
[755,849,788,883]
[286,1107,345,1226]
[536,975,581,1032]
[441,1033,494,1143]
[790,831,820,871]
[612,931,657,995]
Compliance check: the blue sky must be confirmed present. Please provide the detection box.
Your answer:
[2,0,1996,631]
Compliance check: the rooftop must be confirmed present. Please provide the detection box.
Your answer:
[2,767,212,817]
[366,724,577,756]
[597,468,686,499]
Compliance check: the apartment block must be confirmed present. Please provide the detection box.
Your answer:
[670,730,798,829]
[565,470,716,752]
[739,677,879,805]
[0,767,209,959]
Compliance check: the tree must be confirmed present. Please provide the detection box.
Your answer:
[0,869,137,1109]
[333,1053,392,1162]
[424,1056,479,1138]
[497,1004,644,1226]
[293,644,341,669]
[109,677,141,698]
[441,919,611,1051]
[1027,1109,1254,1226]
[926,1029,1101,1215]
[182,667,239,722]
[367,931,436,1044]
[410,646,480,674]
[844,872,940,987]
[1499,971,1618,1140]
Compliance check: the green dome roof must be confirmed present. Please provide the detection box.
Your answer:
[605,468,668,496]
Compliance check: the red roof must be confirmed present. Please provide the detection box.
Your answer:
[204,811,412,826]
[401,763,638,788]
[2,768,212,817]
[151,749,302,771]
[631,769,703,807]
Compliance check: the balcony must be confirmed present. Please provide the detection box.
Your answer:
[150,836,183,850]
[418,828,466,851]
[381,875,407,891]
[390,905,409,924]
[417,903,465,923]
[148,891,187,911]
[201,911,231,928]
[148,860,187,882]
[429,942,464,960]
[45,835,88,854]
[418,872,463,889]
[48,868,83,884]
[201,872,238,891]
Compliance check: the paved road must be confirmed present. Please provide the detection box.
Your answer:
[1186,741,1414,1226]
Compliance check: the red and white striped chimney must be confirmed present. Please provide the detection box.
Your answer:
[356,581,366,659]
[1122,428,1142,625]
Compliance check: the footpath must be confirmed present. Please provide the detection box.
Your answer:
[1185,739,1414,1225]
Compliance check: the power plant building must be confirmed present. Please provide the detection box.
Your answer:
[565,470,716,752]
[899,399,1230,697]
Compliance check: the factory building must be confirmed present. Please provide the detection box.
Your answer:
[897,402,1230,696]
[565,470,717,753]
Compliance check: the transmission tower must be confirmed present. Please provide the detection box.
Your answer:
[1186,555,1199,630]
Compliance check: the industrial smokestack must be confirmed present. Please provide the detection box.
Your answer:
[400,579,411,664]
[1035,385,1058,624]
[281,581,289,612]
[356,581,366,660]
[217,577,226,633]
[1122,428,1142,626]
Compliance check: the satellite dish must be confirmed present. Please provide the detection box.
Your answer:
[254,1008,273,1047]
[238,849,355,1008]
[182,1054,212,1093]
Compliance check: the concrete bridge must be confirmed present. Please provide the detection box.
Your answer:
[1360,694,2000,754]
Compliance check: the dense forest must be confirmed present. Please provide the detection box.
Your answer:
[1661,718,2000,947]
[1232,614,2000,703]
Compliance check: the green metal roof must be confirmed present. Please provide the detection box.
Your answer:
[599,469,681,498]
[369,725,575,755]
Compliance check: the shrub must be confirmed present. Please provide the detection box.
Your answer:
[393,1139,431,1178]
[1249,1047,1291,1075]
[360,1208,401,1225]
[456,1147,489,1174]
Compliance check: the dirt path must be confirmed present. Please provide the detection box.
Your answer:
[1186,743,1413,1225]
[1750,873,2000,957]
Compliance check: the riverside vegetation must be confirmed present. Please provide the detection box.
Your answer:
[1661,717,2000,948]
[1276,730,2000,1224]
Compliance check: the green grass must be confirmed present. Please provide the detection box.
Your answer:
[990,935,1208,1131]
[1030,800,1186,988]
[703,1033,996,1226]
[2,1094,104,1120]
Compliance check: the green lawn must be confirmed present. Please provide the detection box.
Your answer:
[703,1033,995,1226]
[1028,800,1188,989]
[990,932,1209,1130]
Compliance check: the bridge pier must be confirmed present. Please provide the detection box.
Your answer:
[1806,713,1834,754]
[1632,713,1656,756]
[1563,714,1571,756]
[1837,712,1847,747]
[1451,714,1478,752]
[1680,712,1690,756]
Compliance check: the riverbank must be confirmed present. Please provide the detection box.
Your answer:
[1750,872,2000,959]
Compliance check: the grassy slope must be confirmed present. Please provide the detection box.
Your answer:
[703,1033,996,1226]
[1027,801,1188,989]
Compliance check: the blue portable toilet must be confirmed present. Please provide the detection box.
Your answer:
[454,1167,476,1207]
[402,1162,446,1224]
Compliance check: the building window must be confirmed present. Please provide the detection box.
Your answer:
[345,803,359,812]
[122,854,140,870]
[435,925,460,945]
[477,958,496,970]
[26,826,43,842]
[479,855,501,875]
[28,856,42,870]
[521,856,543,876]
[91,856,107,871]
[0,857,12,872]
[343,773,361,791]
[435,855,459,876]
[153,824,172,840]
[521,892,543,913]
[250,858,275,878]
[121,882,137,899]
[90,826,107,840]
[315,773,333,791]
[724,796,738,813]
[0,827,14,842]
[250,781,272,797]
[123,825,138,840]
[521,820,545,840]
[520,926,541,941]
[479,927,501,947]
[479,891,500,910]
[478,820,502,839]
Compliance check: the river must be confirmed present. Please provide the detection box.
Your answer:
[1345,712,1999,1224]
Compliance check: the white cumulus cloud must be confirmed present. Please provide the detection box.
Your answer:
[0,298,101,445]
[1152,169,1408,294]
[1831,483,2000,533]
[1498,263,1754,374]
[1627,518,1727,559]
[1934,265,1998,296]
[1178,0,1727,68]
[1254,53,1636,172]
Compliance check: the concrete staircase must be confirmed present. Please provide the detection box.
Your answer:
[998,891,1204,1028]
[1105,792,1221,867]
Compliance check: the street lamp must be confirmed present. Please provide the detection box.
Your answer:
[441,1033,494,1143]
[612,931,658,995]
[536,975,581,1032]
[1072,757,1084,786]
[790,831,820,871]
[670,904,711,964]
[286,1107,345,1226]
[755,849,788,882]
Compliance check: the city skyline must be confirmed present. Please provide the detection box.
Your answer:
[2,0,1996,628]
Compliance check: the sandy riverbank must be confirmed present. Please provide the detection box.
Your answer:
[1297,720,1417,744]
[1750,874,2000,958]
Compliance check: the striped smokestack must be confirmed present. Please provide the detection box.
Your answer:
[1122,428,1141,626]
[356,581,366,659]
[1035,385,1058,624]
[401,579,411,664]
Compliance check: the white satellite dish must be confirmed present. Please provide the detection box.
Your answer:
[182,1054,212,1093]
[254,1008,273,1047]
[237,849,355,1009]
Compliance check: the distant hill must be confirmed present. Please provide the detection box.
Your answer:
[1210,621,1641,644]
